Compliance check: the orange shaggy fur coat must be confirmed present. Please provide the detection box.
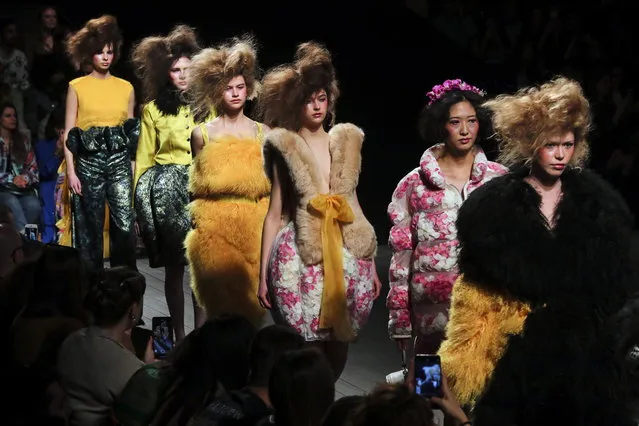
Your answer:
[438,275,531,407]
[185,134,271,326]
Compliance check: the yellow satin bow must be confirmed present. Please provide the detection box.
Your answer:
[308,194,356,342]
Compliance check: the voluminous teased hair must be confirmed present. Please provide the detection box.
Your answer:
[258,41,340,131]
[484,76,592,168]
[66,15,122,70]
[187,35,260,123]
[130,24,201,103]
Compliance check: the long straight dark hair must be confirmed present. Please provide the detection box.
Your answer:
[0,103,28,163]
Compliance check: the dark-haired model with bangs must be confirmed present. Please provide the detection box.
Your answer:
[62,15,139,272]
[386,79,507,360]
[184,36,271,328]
[439,77,638,425]
[258,42,381,380]
[130,25,214,341]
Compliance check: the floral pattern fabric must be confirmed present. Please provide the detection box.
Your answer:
[386,144,507,339]
[268,222,375,341]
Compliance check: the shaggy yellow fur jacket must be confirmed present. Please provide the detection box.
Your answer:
[438,275,531,406]
[185,132,271,325]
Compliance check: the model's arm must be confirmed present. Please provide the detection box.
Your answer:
[258,161,283,309]
[190,126,205,158]
[63,86,81,195]
[128,88,136,174]
[133,104,157,192]
[387,173,417,345]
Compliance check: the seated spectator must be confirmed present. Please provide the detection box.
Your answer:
[115,313,257,426]
[6,245,89,424]
[11,244,90,371]
[349,379,469,426]
[150,313,257,426]
[57,267,152,426]
[192,324,305,426]
[0,102,41,233]
[263,348,335,426]
[0,221,23,282]
[35,105,64,243]
[321,395,365,426]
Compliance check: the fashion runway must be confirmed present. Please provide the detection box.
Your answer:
[136,232,639,397]
[137,245,398,398]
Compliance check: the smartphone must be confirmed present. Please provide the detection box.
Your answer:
[151,316,174,359]
[414,354,443,398]
[25,224,38,241]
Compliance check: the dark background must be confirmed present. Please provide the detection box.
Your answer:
[4,0,637,241]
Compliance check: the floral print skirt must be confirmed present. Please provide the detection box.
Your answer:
[268,222,375,342]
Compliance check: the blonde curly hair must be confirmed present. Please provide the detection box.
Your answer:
[258,41,340,131]
[484,76,592,168]
[130,25,201,103]
[186,35,260,122]
[66,15,122,70]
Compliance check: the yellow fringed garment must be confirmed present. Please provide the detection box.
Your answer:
[308,194,355,342]
[438,275,531,407]
[55,159,110,257]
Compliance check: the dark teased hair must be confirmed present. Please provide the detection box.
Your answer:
[269,348,335,426]
[417,89,493,147]
[350,384,434,426]
[154,313,257,426]
[258,41,339,131]
[0,102,28,163]
[322,395,365,426]
[84,266,145,327]
[65,15,122,70]
[130,24,201,103]
[248,324,305,386]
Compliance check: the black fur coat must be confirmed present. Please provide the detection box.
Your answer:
[456,167,638,426]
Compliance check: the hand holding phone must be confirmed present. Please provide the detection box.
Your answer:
[152,316,175,359]
[413,354,443,398]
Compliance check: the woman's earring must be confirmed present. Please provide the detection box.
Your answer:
[129,311,137,324]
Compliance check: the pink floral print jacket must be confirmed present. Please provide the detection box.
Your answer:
[386,144,507,339]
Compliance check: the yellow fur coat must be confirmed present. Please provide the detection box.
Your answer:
[185,132,271,326]
[438,275,531,406]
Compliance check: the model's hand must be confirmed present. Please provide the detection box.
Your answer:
[13,175,27,188]
[258,278,272,309]
[372,269,382,300]
[68,172,82,196]
[144,336,156,364]
[395,337,410,352]
[430,374,469,424]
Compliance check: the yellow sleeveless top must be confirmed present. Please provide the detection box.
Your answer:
[70,75,133,130]
[200,121,264,144]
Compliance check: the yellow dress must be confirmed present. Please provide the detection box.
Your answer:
[185,123,271,326]
[57,75,133,256]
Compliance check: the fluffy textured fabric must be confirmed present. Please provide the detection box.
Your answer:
[438,275,531,406]
[154,87,185,117]
[262,123,377,266]
[185,134,271,326]
[452,167,638,425]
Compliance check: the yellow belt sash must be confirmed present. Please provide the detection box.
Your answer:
[309,194,355,342]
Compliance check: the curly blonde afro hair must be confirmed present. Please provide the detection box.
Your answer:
[484,76,592,168]
[130,25,201,103]
[186,35,260,123]
[258,41,340,131]
[66,15,122,70]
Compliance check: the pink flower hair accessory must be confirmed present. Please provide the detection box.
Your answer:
[426,79,486,105]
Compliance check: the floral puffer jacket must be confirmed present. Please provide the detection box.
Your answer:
[386,144,507,339]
